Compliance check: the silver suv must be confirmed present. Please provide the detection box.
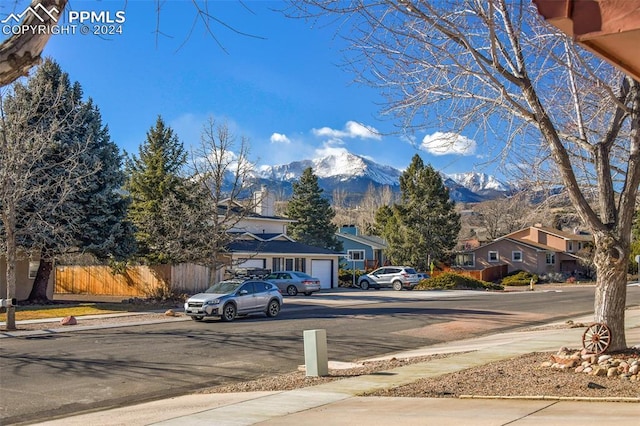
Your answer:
[358,266,420,291]
[184,279,283,322]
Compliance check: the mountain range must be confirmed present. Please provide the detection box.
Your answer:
[253,151,513,203]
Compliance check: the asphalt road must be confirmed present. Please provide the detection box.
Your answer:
[2,285,639,424]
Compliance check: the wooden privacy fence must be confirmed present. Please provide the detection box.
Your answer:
[55,264,212,297]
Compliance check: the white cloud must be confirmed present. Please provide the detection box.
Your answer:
[420,132,477,156]
[314,143,350,158]
[312,120,381,140]
[270,133,291,144]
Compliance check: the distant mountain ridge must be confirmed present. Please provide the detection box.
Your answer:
[253,151,512,203]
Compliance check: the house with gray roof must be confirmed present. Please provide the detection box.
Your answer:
[336,225,388,271]
[222,188,342,289]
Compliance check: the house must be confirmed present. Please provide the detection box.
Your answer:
[533,0,640,82]
[454,225,593,278]
[336,225,388,271]
[222,187,342,289]
[1,254,54,301]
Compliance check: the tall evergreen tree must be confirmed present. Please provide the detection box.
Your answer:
[286,167,342,252]
[1,58,135,309]
[377,154,460,270]
[125,116,189,264]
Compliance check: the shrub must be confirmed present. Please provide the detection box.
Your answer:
[416,272,502,291]
[338,269,364,287]
[500,270,538,287]
[539,272,565,283]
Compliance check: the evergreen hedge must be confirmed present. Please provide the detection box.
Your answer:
[500,270,538,286]
[415,272,503,291]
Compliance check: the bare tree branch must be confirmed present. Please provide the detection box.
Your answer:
[0,0,67,86]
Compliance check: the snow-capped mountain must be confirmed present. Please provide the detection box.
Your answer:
[448,172,509,193]
[447,172,512,199]
[257,151,402,186]
[253,151,510,203]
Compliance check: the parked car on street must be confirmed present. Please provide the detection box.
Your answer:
[358,266,420,291]
[184,279,283,322]
[264,271,322,296]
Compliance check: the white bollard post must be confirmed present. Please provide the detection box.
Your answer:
[304,329,328,377]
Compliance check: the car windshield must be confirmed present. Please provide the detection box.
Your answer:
[265,274,278,280]
[205,281,242,294]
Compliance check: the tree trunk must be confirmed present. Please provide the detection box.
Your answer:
[0,0,68,86]
[28,257,52,303]
[593,232,628,351]
[4,201,17,330]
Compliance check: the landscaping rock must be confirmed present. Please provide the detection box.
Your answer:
[541,347,640,381]
[60,316,77,326]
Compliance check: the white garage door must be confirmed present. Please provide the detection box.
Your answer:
[311,260,333,289]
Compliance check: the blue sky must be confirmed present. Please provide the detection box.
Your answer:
[1,0,492,176]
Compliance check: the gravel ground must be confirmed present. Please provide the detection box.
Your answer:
[6,312,639,400]
[197,351,639,400]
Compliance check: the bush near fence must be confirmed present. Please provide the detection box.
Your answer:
[416,272,503,291]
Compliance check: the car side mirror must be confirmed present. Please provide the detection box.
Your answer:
[239,290,248,295]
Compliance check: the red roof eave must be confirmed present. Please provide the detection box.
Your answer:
[533,0,640,82]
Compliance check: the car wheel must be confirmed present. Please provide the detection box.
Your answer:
[221,303,237,322]
[286,285,298,296]
[392,281,403,291]
[360,280,369,290]
[191,316,204,321]
[266,299,280,317]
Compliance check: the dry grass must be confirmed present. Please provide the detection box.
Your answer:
[0,301,165,322]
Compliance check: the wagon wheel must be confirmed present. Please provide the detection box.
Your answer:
[582,323,611,355]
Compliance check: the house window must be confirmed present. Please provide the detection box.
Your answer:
[512,251,523,262]
[455,253,475,267]
[347,250,365,261]
[488,251,499,262]
[285,258,294,270]
[274,257,306,272]
[272,258,283,272]
[546,252,556,265]
[28,261,39,279]
[567,241,574,252]
[578,242,584,251]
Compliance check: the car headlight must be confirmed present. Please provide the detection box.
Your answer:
[204,299,220,306]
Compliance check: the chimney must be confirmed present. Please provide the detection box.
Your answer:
[253,186,275,216]
[340,225,358,235]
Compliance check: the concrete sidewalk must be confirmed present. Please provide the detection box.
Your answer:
[32,308,640,426]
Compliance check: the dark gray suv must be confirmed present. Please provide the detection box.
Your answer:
[358,266,420,291]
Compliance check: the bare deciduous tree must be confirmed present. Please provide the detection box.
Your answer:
[286,0,640,350]
[475,192,533,240]
[0,0,67,86]
[0,87,95,330]
[332,184,397,235]
[0,0,262,87]
[187,117,259,281]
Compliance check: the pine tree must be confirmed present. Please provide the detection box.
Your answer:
[125,116,189,264]
[286,167,342,252]
[377,154,460,270]
[1,58,135,307]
